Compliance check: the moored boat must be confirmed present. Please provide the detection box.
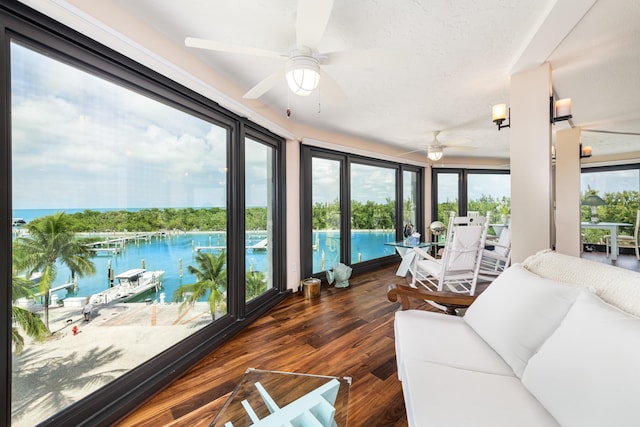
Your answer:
[89,268,163,305]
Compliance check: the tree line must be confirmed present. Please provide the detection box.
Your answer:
[26,207,267,232]
[312,199,397,230]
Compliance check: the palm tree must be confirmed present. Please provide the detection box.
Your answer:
[173,251,227,316]
[245,270,267,301]
[11,275,48,353]
[14,212,96,330]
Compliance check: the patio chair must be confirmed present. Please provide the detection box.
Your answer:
[411,212,489,296]
[605,209,640,260]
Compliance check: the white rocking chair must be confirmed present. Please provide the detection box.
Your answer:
[411,212,489,296]
[479,226,512,280]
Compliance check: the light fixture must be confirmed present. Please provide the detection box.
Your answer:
[492,104,510,130]
[582,194,605,223]
[285,51,320,96]
[427,146,443,161]
[580,143,592,159]
[550,96,572,124]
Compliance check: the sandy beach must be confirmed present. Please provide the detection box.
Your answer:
[12,301,213,426]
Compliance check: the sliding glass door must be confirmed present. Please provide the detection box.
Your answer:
[350,163,396,264]
[302,146,423,278]
[311,157,343,273]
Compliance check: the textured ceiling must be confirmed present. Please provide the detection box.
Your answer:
[27,0,640,163]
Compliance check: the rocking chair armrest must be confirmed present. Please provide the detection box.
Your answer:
[413,246,438,261]
[387,283,478,315]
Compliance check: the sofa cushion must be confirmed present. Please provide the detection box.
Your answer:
[522,249,640,316]
[463,264,583,377]
[522,292,640,427]
[402,359,560,427]
[395,309,513,380]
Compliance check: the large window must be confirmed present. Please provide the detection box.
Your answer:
[432,169,510,237]
[311,157,342,272]
[350,163,396,264]
[244,137,276,301]
[403,170,418,230]
[302,147,423,277]
[2,4,286,425]
[581,165,640,245]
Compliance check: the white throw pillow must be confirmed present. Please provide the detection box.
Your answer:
[464,264,582,377]
[522,292,640,427]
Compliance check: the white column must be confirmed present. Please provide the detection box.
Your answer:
[555,128,582,256]
[286,139,301,290]
[510,63,553,263]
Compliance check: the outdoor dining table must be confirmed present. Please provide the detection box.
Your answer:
[581,221,631,261]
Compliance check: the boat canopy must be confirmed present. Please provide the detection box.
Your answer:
[115,269,146,281]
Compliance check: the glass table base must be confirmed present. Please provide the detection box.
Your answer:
[211,368,351,427]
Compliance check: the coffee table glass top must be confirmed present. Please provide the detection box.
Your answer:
[211,368,351,427]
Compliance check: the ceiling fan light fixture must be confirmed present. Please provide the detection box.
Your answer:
[286,55,320,96]
[427,146,443,161]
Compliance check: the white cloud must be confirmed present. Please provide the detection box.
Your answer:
[11,41,234,209]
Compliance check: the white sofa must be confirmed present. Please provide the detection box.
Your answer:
[388,250,640,427]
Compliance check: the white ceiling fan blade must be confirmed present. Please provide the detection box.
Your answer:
[296,0,334,48]
[442,137,473,146]
[318,68,347,103]
[324,50,410,67]
[185,37,284,59]
[396,148,425,156]
[446,146,477,152]
[243,69,285,99]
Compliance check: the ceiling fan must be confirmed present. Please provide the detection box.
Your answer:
[400,131,476,161]
[184,0,404,101]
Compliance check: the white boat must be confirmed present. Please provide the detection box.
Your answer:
[89,268,163,305]
[12,218,26,227]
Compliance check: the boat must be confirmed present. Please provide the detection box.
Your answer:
[12,218,26,227]
[89,268,163,305]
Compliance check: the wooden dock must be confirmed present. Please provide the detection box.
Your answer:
[84,232,164,254]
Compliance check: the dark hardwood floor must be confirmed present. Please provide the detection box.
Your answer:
[117,264,430,427]
[116,251,639,427]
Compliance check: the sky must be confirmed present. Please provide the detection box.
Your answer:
[11,41,235,209]
[581,169,640,195]
[437,172,511,203]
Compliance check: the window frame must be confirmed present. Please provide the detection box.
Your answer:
[1,2,288,425]
[431,167,511,228]
[300,145,424,278]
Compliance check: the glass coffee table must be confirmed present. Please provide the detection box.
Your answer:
[385,240,437,277]
[211,368,351,426]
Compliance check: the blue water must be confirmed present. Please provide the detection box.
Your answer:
[311,230,397,271]
[13,209,396,302]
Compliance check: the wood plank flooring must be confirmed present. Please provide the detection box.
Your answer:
[117,264,430,427]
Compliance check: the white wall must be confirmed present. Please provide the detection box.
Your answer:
[555,128,582,256]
